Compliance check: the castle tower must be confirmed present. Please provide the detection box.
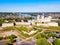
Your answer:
[41,13,44,19]
[41,13,45,22]
[37,15,40,21]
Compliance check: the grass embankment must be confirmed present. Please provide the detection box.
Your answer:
[34,26,60,32]
[14,26,42,41]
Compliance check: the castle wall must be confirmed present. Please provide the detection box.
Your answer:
[2,23,14,27]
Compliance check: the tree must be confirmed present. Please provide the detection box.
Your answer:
[35,34,41,39]
[0,21,2,26]
[15,18,21,22]
[40,33,47,38]
[41,38,48,45]
[53,38,60,45]
[36,38,48,45]
[47,33,52,38]
[9,34,16,43]
[36,39,41,45]
[35,33,47,39]
[0,37,3,40]
[47,33,56,38]
[58,22,60,26]
[51,33,56,38]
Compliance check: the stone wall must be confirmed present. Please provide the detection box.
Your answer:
[16,22,30,25]
[37,22,58,27]
[2,23,14,27]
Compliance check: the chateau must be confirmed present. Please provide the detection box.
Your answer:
[36,15,58,26]
[2,14,58,27]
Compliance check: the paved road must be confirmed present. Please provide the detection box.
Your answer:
[16,37,36,45]
[16,41,35,45]
[20,42,35,45]
[0,40,9,45]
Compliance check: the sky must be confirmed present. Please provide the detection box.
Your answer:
[0,0,60,12]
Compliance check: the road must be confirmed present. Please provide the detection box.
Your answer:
[0,40,9,45]
[16,37,36,45]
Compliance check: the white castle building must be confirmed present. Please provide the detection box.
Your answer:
[15,14,58,27]
[37,14,52,22]
[36,14,58,26]
[2,14,58,27]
